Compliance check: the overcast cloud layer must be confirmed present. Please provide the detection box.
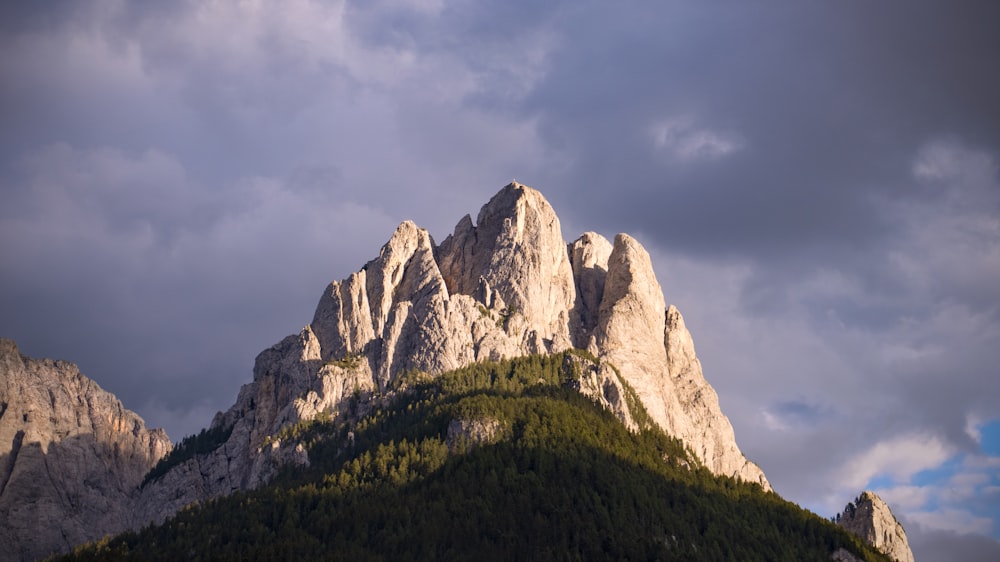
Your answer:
[1,2,998,559]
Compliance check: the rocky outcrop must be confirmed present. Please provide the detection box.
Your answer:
[446,417,503,452]
[135,326,326,525]
[563,352,637,431]
[0,339,170,562]
[136,181,770,524]
[837,491,915,562]
[830,548,864,562]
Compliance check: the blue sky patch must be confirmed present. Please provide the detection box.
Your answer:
[866,474,895,491]
[978,419,1000,456]
[911,455,963,487]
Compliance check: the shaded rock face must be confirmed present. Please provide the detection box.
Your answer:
[139,181,769,524]
[830,548,864,562]
[446,417,503,452]
[837,491,915,562]
[0,339,170,562]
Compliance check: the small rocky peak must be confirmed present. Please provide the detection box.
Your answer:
[836,491,914,562]
[436,182,576,348]
[365,220,443,333]
[311,220,446,361]
[0,338,18,357]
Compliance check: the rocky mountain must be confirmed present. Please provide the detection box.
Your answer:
[136,182,768,525]
[0,339,170,562]
[3,182,775,559]
[837,491,915,562]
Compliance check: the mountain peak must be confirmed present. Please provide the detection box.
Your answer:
[837,490,914,562]
[134,183,768,527]
[476,181,548,225]
[437,181,576,351]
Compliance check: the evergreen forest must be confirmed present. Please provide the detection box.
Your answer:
[62,352,890,561]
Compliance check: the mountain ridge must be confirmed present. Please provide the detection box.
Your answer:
[62,352,893,561]
[0,339,170,562]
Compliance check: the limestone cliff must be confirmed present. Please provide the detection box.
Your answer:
[135,182,768,526]
[0,339,171,562]
[837,491,915,562]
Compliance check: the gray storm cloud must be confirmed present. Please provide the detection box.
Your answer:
[1,2,997,559]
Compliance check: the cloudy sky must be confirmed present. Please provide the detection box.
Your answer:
[1,1,998,558]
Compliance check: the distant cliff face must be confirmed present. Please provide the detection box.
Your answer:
[0,339,170,562]
[136,183,768,524]
[837,491,914,562]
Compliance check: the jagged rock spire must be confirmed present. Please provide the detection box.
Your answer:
[837,491,915,562]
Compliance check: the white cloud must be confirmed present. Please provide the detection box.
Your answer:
[908,508,995,536]
[965,454,1000,471]
[760,409,790,432]
[837,433,954,491]
[938,471,990,505]
[913,139,997,190]
[873,485,932,512]
[966,414,985,443]
[858,451,1000,542]
[649,116,745,161]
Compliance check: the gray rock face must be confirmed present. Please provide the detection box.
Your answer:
[0,339,170,562]
[22,182,770,537]
[837,491,915,562]
[568,231,613,346]
[830,548,864,562]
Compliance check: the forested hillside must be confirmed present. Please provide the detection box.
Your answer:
[63,352,888,561]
